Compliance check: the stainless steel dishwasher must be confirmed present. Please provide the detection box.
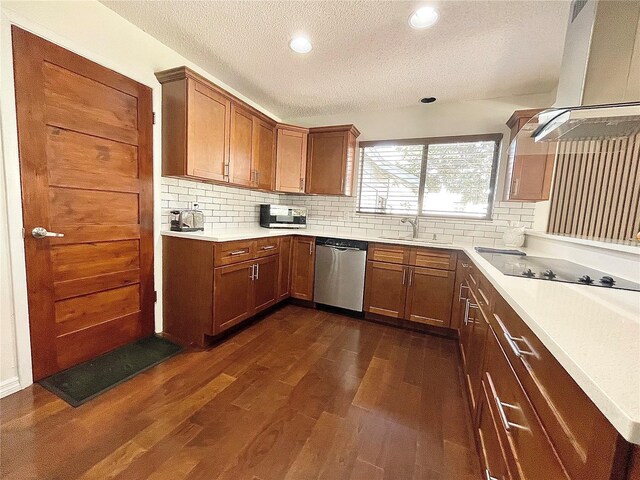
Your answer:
[314,237,368,312]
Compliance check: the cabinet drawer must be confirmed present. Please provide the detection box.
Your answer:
[214,240,256,266]
[491,296,621,479]
[255,237,280,257]
[484,329,568,480]
[410,247,456,271]
[470,271,494,315]
[368,243,410,265]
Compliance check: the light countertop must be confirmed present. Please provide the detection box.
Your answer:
[161,227,640,444]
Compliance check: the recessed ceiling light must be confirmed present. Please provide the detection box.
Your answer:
[289,36,312,54]
[409,6,439,29]
[420,97,437,104]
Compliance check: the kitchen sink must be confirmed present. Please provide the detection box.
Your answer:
[377,235,452,245]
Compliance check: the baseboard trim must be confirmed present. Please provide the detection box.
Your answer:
[0,377,22,398]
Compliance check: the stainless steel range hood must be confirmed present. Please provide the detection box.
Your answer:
[534,103,640,142]
[534,0,640,142]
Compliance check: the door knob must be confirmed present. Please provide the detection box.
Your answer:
[31,227,64,239]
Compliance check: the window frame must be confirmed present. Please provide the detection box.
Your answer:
[357,133,503,220]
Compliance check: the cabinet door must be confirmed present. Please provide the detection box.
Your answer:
[363,261,407,318]
[254,119,276,190]
[229,103,255,187]
[187,79,231,182]
[477,380,513,480]
[484,330,569,480]
[254,255,278,313]
[451,258,470,330]
[465,291,490,411]
[404,266,455,327]
[290,236,315,300]
[306,130,348,195]
[213,260,254,333]
[276,127,308,193]
[278,236,292,300]
[459,297,475,370]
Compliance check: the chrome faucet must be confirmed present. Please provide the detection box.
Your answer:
[401,215,419,239]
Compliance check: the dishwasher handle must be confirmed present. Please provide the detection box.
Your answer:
[324,245,363,252]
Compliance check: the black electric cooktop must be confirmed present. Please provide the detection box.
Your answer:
[476,249,640,292]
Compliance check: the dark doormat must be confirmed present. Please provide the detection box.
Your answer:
[38,335,182,407]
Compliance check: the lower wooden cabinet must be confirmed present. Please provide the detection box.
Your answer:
[483,329,569,480]
[163,236,286,346]
[363,261,408,318]
[213,260,255,333]
[253,255,278,312]
[277,236,292,300]
[405,266,455,326]
[477,379,513,480]
[290,236,315,300]
[464,290,490,411]
[364,260,455,327]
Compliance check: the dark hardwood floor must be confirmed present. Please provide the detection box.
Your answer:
[1,304,480,480]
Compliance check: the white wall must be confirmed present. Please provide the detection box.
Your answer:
[0,0,282,391]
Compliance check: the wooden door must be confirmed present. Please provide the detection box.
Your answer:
[290,236,315,300]
[363,261,407,318]
[477,381,513,480]
[213,260,254,333]
[404,266,455,327]
[277,236,292,300]
[229,103,254,186]
[254,119,276,190]
[306,130,348,195]
[253,255,278,313]
[12,27,154,380]
[275,126,308,193]
[187,78,231,182]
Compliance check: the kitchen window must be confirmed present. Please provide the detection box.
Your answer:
[357,134,502,219]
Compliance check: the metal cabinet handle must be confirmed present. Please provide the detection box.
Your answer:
[408,268,413,286]
[230,249,247,256]
[458,283,469,301]
[224,162,230,179]
[402,267,407,285]
[309,242,312,255]
[32,227,64,239]
[249,264,255,280]
[495,397,528,432]
[464,299,478,326]
[462,263,470,268]
[514,178,520,195]
[255,263,259,280]
[485,469,499,480]
[261,245,276,250]
[494,313,536,358]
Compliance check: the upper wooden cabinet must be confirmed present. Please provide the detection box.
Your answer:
[253,118,276,190]
[229,103,255,187]
[504,109,555,202]
[157,67,359,195]
[306,125,360,196]
[275,124,308,193]
[156,67,277,190]
[157,69,231,182]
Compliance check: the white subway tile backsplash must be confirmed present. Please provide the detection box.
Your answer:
[160,177,533,246]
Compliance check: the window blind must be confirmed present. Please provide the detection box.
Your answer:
[358,135,501,218]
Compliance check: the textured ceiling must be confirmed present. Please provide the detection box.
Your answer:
[101,0,571,119]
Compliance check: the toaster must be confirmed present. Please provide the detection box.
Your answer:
[170,209,204,232]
